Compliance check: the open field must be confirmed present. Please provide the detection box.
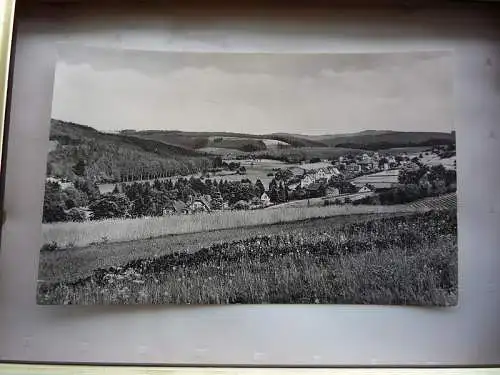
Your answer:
[42,197,444,249]
[350,169,400,189]
[210,168,275,187]
[381,146,430,155]
[253,146,364,161]
[98,158,288,194]
[197,147,247,157]
[407,193,457,210]
[268,192,456,211]
[38,212,410,283]
[261,139,290,147]
[406,150,456,171]
[37,209,458,306]
[230,158,287,167]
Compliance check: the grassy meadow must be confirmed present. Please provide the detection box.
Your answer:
[42,202,428,249]
[37,209,458,306]
[38,212,408,283]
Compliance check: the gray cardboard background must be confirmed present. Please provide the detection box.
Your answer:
[1,5,500,365]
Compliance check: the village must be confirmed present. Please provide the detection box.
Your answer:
[190,145,457,213]
[43,143,457,223]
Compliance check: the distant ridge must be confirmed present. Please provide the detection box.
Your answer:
[52,119,455,155]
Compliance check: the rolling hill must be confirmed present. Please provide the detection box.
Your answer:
[46,120,456,184]
[124,130,328,150]
[47,120,213,184]
[314,131,455,150]
[125,128,455,153]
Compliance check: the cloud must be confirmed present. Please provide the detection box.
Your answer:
[51,49,453,135]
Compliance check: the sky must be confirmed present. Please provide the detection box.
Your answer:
[51,45,454,136]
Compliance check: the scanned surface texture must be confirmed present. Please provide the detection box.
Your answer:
[36,47,457,305]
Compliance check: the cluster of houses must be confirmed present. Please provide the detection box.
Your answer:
[334,152,405,174]
[163,192,271,215]
[46,148,451,220]
[287,164,342,190]
[280,163,376,203]
[162,196,214,215]
[273,152,426,204]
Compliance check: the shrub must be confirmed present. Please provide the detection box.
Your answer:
[89,193,132,220]
[233,200,250,210]
[43,181,68,223]
[43,203,67,223]
[65,207,87,222]
[40,242,59,252]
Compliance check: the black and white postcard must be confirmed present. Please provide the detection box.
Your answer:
[37,47,457,305]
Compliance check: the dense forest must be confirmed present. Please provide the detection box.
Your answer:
[316,131,455,149]
[335,139,456,151]
[47,120,214,183]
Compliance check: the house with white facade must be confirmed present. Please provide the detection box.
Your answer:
[300,174,315,188]
[315,168,329,180]
[331,167,341,176]
[358,185,374,193]
[260,192,271,206]
[188,198,212,213]
[46,177,74,190]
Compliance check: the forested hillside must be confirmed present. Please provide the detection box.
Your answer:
[319,131,455,150]
[47,120,214,183]
[123,129,455,152]
[124,130,327,150]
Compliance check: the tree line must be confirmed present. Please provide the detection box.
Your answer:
[42,166,360,223]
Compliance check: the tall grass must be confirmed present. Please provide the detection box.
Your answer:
[38,213,410,284]
[42,203,425,248]
[38,210,458,306]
